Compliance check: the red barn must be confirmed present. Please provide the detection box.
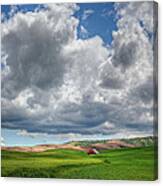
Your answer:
[87,148,99,155]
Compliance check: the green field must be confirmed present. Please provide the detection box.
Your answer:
[1,146,157,180]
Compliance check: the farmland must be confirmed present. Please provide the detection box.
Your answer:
[1,146,157,180]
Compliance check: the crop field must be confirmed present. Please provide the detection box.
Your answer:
[1,146,157,180]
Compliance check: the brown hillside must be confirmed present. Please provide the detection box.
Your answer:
[1,139,138,153]
[91,140,136,150]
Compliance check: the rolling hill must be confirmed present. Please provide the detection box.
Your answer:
[1,136,156,152]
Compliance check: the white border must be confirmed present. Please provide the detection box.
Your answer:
[0,0,162,186]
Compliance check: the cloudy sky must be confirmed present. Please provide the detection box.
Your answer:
[1,2,157,146]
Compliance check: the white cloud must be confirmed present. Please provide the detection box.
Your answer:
[17,129,47,138]
[80,25,88,34]
[1,2,156,141]
[82,9,94,20]
[1,3,79,100]
[79,25,89,39]
[1,137,6,146]
[103,2,154,103]
[9,5,18,17]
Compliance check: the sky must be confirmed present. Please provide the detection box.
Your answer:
[1,2,157,146]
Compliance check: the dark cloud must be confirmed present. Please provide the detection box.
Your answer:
[99,62,124,89]
[129,76,154,104]
[112,41,137,70]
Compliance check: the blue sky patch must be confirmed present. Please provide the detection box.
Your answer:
[74,3,118,45]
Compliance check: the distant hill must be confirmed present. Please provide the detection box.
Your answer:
[67,136,156,147]
[1,136,157,153]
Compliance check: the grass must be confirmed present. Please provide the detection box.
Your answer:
[1,146,157,180]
